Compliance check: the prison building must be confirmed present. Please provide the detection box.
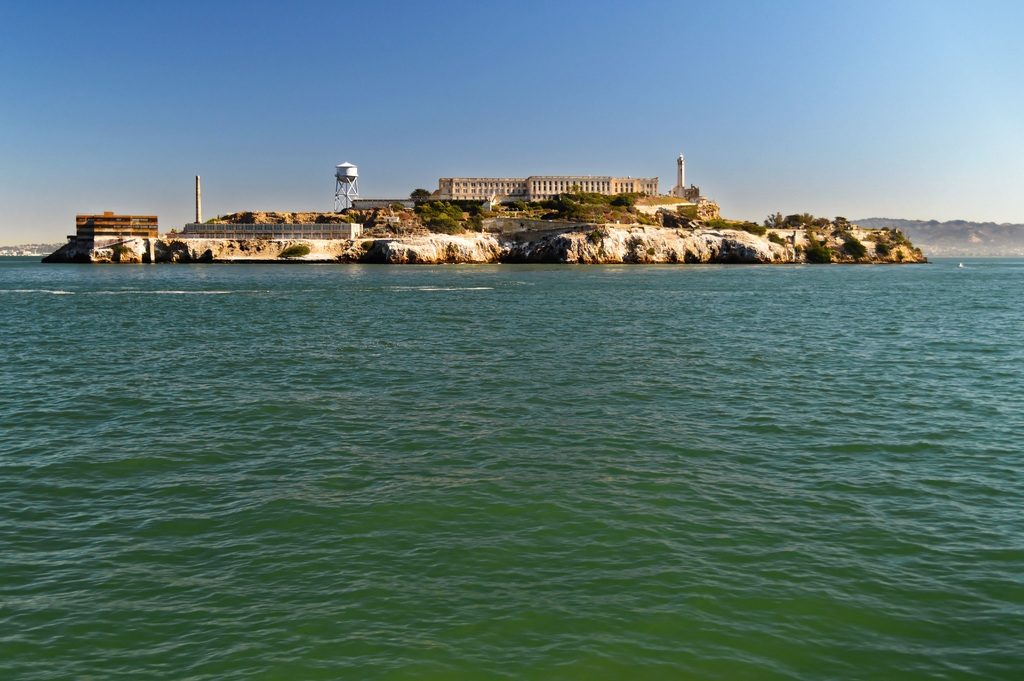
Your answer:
[434,175,659,203]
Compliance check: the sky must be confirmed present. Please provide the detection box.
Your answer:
[1,0,1023,243]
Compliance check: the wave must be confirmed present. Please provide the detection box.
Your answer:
[386,286,495,292]
[1,289,273,296]
[85,290,268,295]
[0,288,75,294]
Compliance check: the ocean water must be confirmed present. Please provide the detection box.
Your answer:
[1,257,1022,680]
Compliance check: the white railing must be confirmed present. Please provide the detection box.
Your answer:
[178,223,362,239]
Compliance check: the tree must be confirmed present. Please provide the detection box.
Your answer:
[842,235,867,259]
[764,212,785,228]
[410,188,432,200]
[415,201,464,234]
[804,233,833,263]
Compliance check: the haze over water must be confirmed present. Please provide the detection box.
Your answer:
[1,259,1022,679]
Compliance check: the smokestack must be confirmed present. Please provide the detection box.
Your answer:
[195,175,202,224]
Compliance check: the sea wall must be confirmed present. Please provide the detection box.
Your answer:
[42,225,926,265]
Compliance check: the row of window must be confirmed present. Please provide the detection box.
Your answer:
[452,187,527,195]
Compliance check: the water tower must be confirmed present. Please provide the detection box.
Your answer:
[334,162,359,211]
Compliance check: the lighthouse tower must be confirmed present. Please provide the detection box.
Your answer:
[671,153,687,198]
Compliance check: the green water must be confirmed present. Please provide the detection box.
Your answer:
[1,258,1022,679]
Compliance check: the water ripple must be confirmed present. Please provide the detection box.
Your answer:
[1,258,1022,679]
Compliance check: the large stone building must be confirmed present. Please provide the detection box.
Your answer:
[434,174,659,203]
[72,212,158,247]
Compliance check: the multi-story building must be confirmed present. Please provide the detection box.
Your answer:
[72,212,158,247]
[435,174,659,203]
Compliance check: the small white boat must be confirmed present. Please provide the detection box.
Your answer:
[958,262,965,268]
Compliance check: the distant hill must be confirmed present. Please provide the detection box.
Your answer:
[0,242,64,256]
[854,218,1024,256]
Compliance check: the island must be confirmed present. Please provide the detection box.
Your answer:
[44,193,926,265]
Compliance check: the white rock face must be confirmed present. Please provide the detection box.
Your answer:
[361,233,505,264]
[357,226,793,264]
[41,224,923,265]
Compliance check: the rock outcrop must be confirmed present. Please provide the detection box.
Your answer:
[42,224,927,265]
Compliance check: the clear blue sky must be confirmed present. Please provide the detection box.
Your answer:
[2,0,1023,242]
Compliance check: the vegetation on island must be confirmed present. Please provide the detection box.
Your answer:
[534,191,659,225]
[399,189,664,235]
[760,212,924,263]
[704,217,767,236]
[278,244,311,258]
[415,201,465,234]
[197,191,924,265]
[803,230,834,263]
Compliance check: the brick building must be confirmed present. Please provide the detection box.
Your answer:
[73,212,158,247]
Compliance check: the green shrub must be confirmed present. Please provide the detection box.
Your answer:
[646,246,656,256]
[279,244,311,258]
[677,204,699,219]
[842,235,867,259]
[767,232,788,246]
[704,219,765,235]
[805,240,832,263]
[610,193,638,208]
[875,241,891,256]
[587,227,608,245]
[416,201,465,234]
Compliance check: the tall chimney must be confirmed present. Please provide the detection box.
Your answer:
[195,175,202,224]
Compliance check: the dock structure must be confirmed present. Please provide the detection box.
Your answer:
[179,222,362,240]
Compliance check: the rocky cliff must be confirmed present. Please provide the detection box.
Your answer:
[42,224,926,265]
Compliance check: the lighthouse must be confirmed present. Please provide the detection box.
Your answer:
[671,153,688,198]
